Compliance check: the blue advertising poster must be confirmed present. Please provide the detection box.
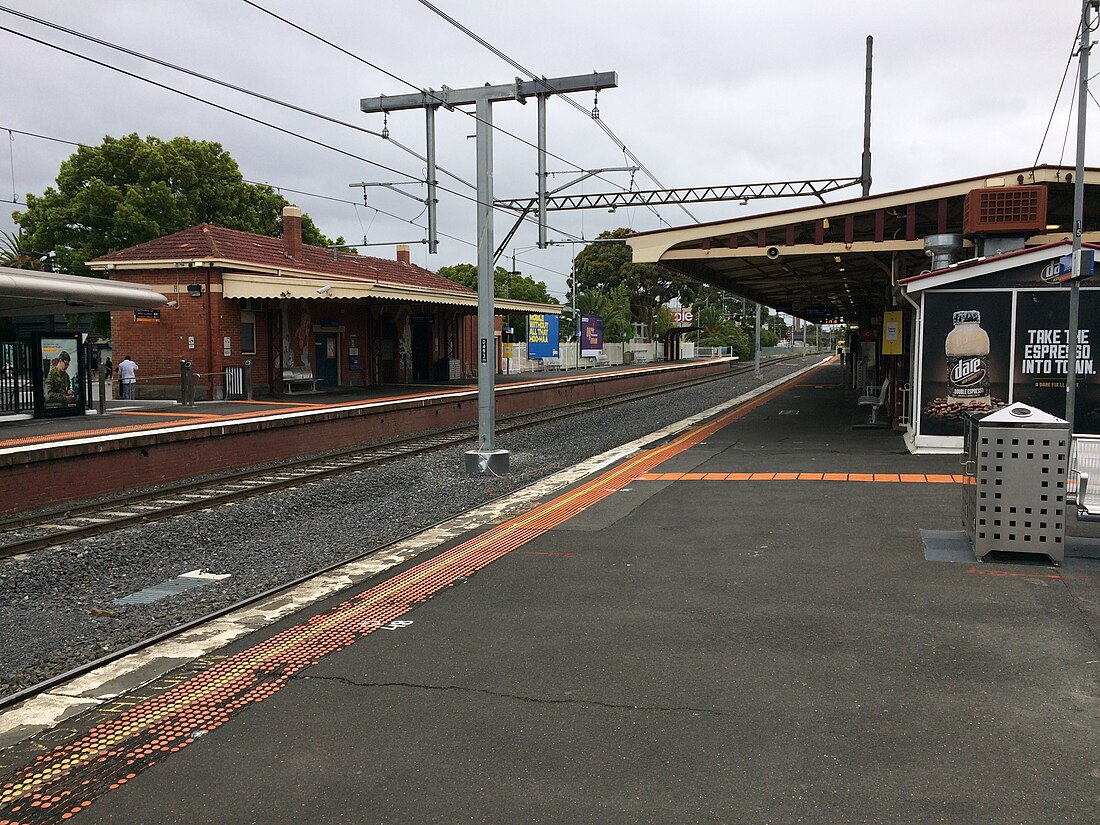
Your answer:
[581,315,604,357]
[527,313,559,359]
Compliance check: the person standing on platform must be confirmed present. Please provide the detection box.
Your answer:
[836,343,845,366]
[117,354,138,400]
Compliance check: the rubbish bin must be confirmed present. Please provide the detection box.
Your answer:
[962,402,1069,563]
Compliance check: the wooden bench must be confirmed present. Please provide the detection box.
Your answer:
[632,351,651,364]
[540,357,566,371]
[282,367,319,394]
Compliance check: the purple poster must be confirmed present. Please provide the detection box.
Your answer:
[580,315,603,357]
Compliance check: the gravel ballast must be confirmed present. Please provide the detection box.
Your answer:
[0,356,824,699]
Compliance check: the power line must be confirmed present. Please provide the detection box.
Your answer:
[0,21,587,245]
[1032,14,1082,170]
[1,124,573,282]
[243,0,654,218]
[412,0,688,226]
[0,4,476,193]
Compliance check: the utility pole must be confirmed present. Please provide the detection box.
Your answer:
[861,35,873,198]
[1067,0,1096,431]
[361,73,617,476]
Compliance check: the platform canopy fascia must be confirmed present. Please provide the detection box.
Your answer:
[221,272,560,315]
[626,165,1100,323]
[0,266,168,317]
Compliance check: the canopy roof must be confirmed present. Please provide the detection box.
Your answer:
[0,266,168,317]
[628,165,1100,324]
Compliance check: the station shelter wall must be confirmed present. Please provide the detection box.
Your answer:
[110,268,480,399]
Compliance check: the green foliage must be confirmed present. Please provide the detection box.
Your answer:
[0,228,40,269]
[436,263,557,304]
[652,305,676,339]
[14,133,333,277]
[572,228,698,327]
[575,286,633,343]
[437,263,557,342]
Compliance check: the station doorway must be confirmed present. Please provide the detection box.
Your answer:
[313,332,339,388]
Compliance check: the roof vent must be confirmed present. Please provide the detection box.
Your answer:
[924,233,963,270]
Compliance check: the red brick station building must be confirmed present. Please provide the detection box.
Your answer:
[92,207,558,400]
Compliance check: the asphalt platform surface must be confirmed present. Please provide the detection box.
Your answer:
[8,361,1100,824]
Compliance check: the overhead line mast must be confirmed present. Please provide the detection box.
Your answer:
[362,72,618,477]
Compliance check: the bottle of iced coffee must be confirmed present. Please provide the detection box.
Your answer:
[945,310,990,406]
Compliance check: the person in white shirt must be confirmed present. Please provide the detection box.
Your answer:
[117,355,138,400]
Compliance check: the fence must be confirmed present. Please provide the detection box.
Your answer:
[0,341,35,414]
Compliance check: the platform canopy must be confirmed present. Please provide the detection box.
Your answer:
[0,266,169,317]
[627,165,1100,325]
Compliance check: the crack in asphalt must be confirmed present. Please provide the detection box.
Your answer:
[302,675,722,715]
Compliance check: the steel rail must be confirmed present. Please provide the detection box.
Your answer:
[0,357,806,559]
[0,353,814,712]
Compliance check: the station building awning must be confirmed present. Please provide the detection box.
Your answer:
[219,271,560,315]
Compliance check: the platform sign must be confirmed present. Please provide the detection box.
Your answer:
[580,315,604,357]
[527,313,559,358]
[882,311,903,355]
[673,308,694,324]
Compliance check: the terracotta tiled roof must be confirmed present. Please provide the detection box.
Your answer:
[92,224,473,294]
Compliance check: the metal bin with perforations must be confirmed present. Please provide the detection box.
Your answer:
[963,403,1069,563]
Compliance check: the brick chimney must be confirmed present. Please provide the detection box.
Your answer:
[396,243,410,264]
[282,205,302,260]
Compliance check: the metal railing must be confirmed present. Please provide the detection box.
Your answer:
[0,341,35,414]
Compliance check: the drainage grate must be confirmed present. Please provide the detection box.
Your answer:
[115,569,232,606]
[778,409,800,416]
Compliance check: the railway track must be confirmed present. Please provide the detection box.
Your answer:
[0,356,808,559]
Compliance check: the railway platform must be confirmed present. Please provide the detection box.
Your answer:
[1,358,1098,823]
[0,357,737,515]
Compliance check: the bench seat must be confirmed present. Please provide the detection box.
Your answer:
[541,357,566,371]
[282,367,319,394]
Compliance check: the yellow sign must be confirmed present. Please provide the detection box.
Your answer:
[503,343,514,358]
[882,311,903,355]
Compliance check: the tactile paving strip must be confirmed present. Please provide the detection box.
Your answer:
[0,363,811,824]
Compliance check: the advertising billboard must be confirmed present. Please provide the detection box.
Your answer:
[918,292,1012,437]
[580,315,604,357]
[527,313,559,359]
[38,334,85,416]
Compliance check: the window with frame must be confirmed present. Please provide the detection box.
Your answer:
[241,311,257,355]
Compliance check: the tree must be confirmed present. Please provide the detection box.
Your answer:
[437,263,558,341]
[576,286,633,344]
[14,133,336,278]
[0,228,40,269]
[572,228,699,329]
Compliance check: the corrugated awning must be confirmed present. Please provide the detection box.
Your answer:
[0,266,168,317]
[221,272,560,315]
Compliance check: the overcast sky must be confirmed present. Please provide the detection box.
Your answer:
[0,1,1093,302]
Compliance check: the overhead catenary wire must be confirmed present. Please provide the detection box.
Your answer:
[0,22,588,247]
[0,123,575,283]
[412,0,687,227]
[242,0,661,221]
[1032,14,1085,170]
[0,4,476,193]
